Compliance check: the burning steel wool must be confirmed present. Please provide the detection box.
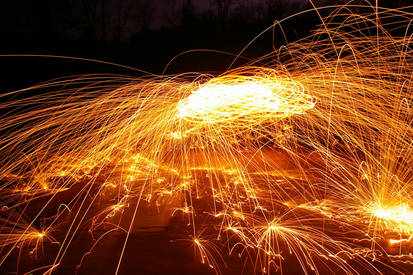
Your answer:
[176,75,315,125]
[0,5,412,275]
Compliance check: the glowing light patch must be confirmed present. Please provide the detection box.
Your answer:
[370,203,413,234]
[177,82,280,119]
[176,77,315,126]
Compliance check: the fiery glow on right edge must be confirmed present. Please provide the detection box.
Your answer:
[369,203,413,237]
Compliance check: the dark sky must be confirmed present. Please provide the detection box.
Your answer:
[0,0,410,90]
[151,0,308,28]
[1,0,408,76]
[0,0,338,45]
[97,0,318,43]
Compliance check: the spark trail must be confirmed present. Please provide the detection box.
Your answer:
[0,4,412,275]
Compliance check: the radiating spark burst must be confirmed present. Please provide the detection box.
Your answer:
[0,214,57,266]
[369,203,413,236]
[0,4,412,275]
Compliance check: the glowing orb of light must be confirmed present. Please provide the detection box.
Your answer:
[177,82,280,121]
[176,74,315,127]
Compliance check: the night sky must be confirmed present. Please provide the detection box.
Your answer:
[0,0,321,79]
[0,0,410,81]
